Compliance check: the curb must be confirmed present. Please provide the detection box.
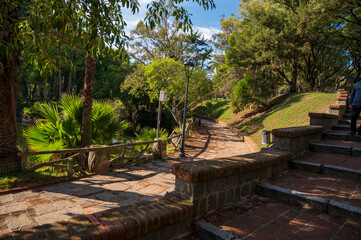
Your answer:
[193,219,241,240]
[290,160,361,181]
[256,183,361,222]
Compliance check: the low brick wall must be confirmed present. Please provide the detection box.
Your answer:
[1,194,193,240]
[272,126,324,156]
[328,104,346,116]
[309,112,339,130]
[172,149,292,217]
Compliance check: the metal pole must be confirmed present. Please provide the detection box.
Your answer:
[179,75,190,157]
[156,99,161,139]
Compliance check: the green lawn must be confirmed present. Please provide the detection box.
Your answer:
[194,92,338,149]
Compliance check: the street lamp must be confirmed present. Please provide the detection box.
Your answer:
[179,61,195,157]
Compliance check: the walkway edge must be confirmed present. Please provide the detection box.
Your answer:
[193,219,241,240]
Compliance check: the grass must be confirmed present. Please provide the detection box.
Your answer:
[194,92,338,149]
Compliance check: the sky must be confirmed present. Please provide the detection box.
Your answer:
[122,0,240,40]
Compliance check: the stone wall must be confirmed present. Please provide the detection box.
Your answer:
[272,126,324,156]
[309,112,339,130]
[1,194,193,240]
[172,150,292,217]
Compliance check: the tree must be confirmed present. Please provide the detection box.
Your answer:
[0,0,215,175]
[128,18,214,69]
[24,95,127,166]
[122,58,212,128]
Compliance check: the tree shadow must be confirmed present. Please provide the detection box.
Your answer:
[193,99,230,119]
[234,93,305,135]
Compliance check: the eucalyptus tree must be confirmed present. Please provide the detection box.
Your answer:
[0,0,216,174]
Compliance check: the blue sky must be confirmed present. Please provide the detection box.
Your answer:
[123,0,240,40]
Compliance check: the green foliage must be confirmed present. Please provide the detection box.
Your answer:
[212,0,356,105]
[122,57,212,127]
[23,95,128,162]
[231,74,276,112]
[136,128,168,142]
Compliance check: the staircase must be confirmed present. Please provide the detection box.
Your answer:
[194,93,361,240]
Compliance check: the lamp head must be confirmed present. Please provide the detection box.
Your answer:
[184,61,195,68]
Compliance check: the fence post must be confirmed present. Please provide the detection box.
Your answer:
[67,159,73,177]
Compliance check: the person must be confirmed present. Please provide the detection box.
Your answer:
[349,78,361,134]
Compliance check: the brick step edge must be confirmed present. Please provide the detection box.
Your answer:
[256,183,361,223]
[0,194,193,240]
[323,132,361,143]
[290,160,361,181]
[309,143,361,157]
[193,219,241,240]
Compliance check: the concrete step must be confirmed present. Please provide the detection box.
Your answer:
[323,130,361,142]
[198,195,361,240]
[257,170,361,222]
[332,124,351,131]
[338,119,361,124]
[323,131,348,141]
[344,113,351,119]
[292,151,361,172]
[290,160,361,181]
[310,139,361,156]
[256,182,361,222]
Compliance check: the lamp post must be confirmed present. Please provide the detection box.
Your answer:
[179,61,195,157]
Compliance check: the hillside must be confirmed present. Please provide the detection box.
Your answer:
[194,92,339,149]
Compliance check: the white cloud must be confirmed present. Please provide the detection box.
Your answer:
[192,26,221,40]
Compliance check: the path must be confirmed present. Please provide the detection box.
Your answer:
[0,119,255,235]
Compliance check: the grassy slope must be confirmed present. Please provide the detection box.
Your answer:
[195,92,338,149]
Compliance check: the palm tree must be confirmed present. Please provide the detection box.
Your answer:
[24,95,127,164]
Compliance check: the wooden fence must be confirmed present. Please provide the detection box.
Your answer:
[17,131,183,177]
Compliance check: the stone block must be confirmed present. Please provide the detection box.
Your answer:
[226,188,234,204]
[207,195,217,212]
[217,192,226,208]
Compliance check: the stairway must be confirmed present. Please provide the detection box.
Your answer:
[194,107,361,239]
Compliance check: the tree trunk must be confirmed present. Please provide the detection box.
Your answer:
[0,5,22,176]
[81,51,96,147]
[290,60,298,93]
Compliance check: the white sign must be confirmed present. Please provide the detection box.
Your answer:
[159,91,167,102]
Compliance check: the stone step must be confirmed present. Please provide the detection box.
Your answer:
[256,182,361,223]
[323,131,348,141]
[345,109,352,114]
[310,139,361,156]
[292,151,361,172]
[338,119,361,124]
[344,113,351,119]
[323,130,361,142]
[290,160,361,181]
[332,124,351,131]
[202,195,361,240]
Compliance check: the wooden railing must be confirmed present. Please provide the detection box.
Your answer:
[18,131,183,176]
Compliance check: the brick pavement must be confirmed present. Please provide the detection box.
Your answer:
[207,196,361,240]
[0,119,255,235]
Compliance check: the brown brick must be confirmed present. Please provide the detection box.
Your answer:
[95,224,109,240]
[113,220,125,240]
[99,217,117,240]
[85,214,101,226]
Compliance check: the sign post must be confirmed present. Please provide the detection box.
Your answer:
[157,91,167,139]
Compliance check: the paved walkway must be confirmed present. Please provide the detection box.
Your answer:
[207,195,361,240]
[0,119,255,235]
